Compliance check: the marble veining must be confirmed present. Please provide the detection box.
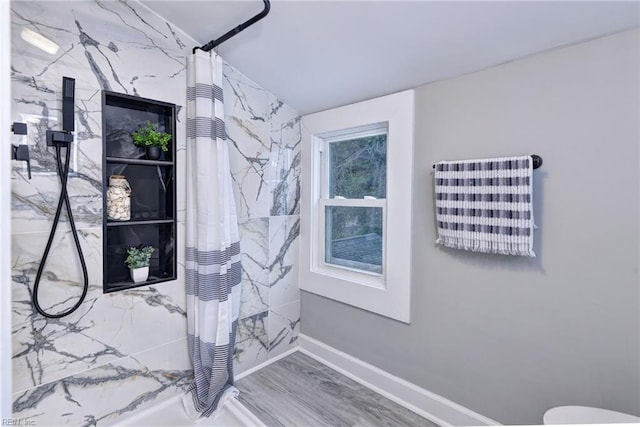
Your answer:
[269,95,301,217]
[11,0,186,233]
[239,218,269,319]
[270,148,301,217]
[11,223,187,393]
[269,216,300,308]
[11,227,103,326]
[220,56,302,370]
[268,301,300,358]
[223,65,270,121]
[234,311,269,375]
[227,115,270,220]
[11,2,192,422]
[11,0,301,423]
[13,338,192,426]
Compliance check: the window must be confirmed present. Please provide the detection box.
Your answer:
[300,90,414,323]
[318,124,387,285]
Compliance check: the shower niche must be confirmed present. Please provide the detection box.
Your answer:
[102,91,177,293]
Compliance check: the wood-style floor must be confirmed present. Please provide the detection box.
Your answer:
[236,352,439,427]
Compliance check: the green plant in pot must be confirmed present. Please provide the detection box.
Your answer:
[125,245,154,283]
[131,120,171,160]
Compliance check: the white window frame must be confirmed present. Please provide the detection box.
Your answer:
[300,90,414,323]
[316,123,387,288]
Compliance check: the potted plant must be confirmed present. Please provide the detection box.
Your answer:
[125,245,155,283]
[131,120,171,160]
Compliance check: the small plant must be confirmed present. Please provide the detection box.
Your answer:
[131,121,171,152]
[125,245,154,269]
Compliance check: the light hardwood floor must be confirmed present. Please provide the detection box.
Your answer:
[236,351,439,427]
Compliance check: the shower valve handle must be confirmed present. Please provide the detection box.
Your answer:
[12,144,31,179]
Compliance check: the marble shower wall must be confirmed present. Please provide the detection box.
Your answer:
[224,67,302,373]
[10,1,300,425]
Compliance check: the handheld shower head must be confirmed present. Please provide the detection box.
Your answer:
[47,76,75,146]
[62,76,75,132]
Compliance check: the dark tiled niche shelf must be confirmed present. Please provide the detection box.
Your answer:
[102,91,177,293]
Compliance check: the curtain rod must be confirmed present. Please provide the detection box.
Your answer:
[193,0,271,54]
[432,154,543,169]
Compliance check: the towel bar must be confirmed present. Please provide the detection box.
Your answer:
[432,154,542,169]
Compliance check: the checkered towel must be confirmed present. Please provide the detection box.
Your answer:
[434,155,535,257]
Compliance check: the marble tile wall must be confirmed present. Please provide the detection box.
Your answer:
[224,71,302,374]
[10,1,300,425]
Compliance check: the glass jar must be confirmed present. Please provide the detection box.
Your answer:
[106,175,131,221]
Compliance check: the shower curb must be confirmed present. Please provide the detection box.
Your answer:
[298,334,501,427]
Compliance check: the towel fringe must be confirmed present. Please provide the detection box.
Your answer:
[436,237,535,257]
[434,154,535,257]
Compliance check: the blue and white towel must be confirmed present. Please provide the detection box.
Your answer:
[434,155,536,257]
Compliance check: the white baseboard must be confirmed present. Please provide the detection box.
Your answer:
[298,334,501,427]
[235,346,299,381]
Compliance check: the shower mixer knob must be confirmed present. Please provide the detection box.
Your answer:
[11,122,31,179]
[12,122,27,135]
[11,144,31,179]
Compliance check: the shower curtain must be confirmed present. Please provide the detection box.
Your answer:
[183,50,242,419]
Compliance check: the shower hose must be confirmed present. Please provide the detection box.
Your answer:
[32,143,89,318]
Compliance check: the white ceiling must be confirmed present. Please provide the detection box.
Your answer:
[142,0,640,115]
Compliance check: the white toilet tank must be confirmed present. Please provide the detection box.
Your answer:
[544,406,640,425]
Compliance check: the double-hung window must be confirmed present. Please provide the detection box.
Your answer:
[318,123,387,286]
[300,90,414,323]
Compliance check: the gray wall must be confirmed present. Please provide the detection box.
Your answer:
[301,29,640,425]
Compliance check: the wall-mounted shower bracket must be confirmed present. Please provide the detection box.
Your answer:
[46,129,73,146]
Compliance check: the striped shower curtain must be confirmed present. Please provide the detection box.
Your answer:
[183,50,242,419]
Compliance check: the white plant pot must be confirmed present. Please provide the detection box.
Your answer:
[130,266,149,283]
